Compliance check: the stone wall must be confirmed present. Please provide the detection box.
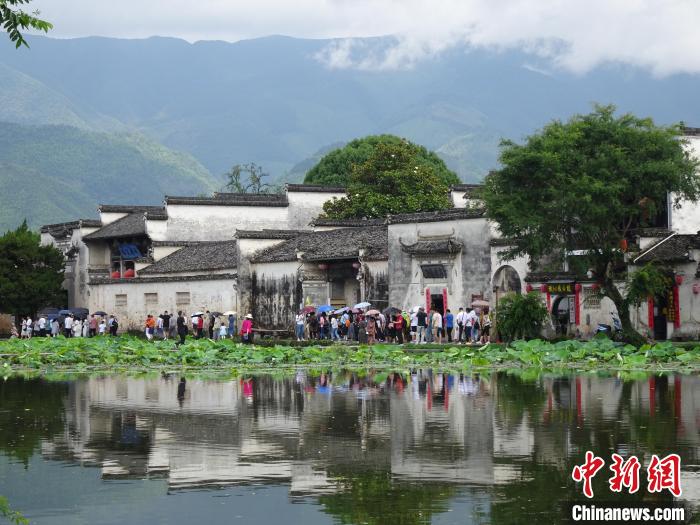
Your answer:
[88,277,238,332]
[250,261,300,330]
[388,217,491,311]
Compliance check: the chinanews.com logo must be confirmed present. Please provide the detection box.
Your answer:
[568,452,687,523]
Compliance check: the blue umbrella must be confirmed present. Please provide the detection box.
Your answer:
[58,309,72,316]
[317,305,333,313]
[353,302,372,310]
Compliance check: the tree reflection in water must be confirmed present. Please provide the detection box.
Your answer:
[0,369,698,524]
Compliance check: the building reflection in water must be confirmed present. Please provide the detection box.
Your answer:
[8,370,700,522]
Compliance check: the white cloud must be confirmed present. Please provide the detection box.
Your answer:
[31,0,700,75]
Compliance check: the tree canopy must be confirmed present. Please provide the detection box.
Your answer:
[321,141,454,219]
[0,0,52,48]
[304,134,459,188]
[482,105,700,341]
[0,221,65,320]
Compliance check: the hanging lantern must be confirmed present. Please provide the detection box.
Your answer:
[693,283,700,295]
[318,263,329,271]
[111,271,121,279]
[620,238,628,252]
[525,284,533,292]
[674,274,683,286]
[591,283,600,292]
[539,284,547,293]
[123,268,135,278]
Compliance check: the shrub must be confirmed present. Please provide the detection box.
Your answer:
[495,292,548,342]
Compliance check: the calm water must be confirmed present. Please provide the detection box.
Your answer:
[1,370,699,524]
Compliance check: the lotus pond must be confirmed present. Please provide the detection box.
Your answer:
[1,336,700,371]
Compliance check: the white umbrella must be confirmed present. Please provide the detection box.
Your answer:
[223,311,237,316]
[353,301,372,309]
[471,300,490,308]
[192,311,204,316]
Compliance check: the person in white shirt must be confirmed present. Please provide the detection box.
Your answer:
[38,316,46,337]
[410,311,418,342]
[432,311,443,344]
[26,317,33,338]
[295,312,305,341]
[465,309,478,344]
[455,308,468,343]
[64,315,74,338]
[98,320,107,335]
[72,319,82,338]
[331,316,339,340]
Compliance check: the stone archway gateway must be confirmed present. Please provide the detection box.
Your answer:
[492,265,522,294]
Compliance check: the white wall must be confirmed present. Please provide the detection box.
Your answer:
[164,205,289,241]
[671,135,700,234]
[88,278,238,332]
[286,191,344,229]
[145,219,168,241]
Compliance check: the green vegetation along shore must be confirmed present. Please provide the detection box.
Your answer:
[1,337,700,372]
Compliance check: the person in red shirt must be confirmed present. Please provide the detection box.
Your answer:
[240,314,253,344]
[197,315,204,339]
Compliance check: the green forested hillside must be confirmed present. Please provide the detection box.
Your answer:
[0,122,218,230]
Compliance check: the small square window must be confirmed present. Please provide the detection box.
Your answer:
[115,294,128,308]
[176,292,190,306]
[421,264,447,279]
[144,293,158,306]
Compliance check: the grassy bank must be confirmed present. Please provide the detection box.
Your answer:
[1,336,700,372]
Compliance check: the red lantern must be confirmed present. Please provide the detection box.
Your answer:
[111,271,121,279]
[620,238,628,252]
[693,283,700,295]
[525,284,533,292]
[675,275,684,286]
[318,263,329,271]
[123,268,135,278]
[591,283,600,291]
[539,284,547,293]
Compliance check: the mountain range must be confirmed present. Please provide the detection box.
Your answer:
[0,34,699,230]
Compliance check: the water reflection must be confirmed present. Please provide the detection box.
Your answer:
[1,370,699,524]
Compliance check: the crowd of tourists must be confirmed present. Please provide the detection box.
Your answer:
[17,313,119,339]
[143,310,254,346]
[294,304,491,344]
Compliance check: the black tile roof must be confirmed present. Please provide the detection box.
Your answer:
[139,241,238,274]
[400,238,463,256]
[285,184,346,193]
[311,217,387,228]
[251,226,388,263]
[633,233,700,264]
[167,193,288,206]
[450,184,483,198]
[90,273,238,285]
[83,213,147,241]
[235,229,311,240]
[387,207,486,224]
[682,126,700,137]
[40,219,102,234]
[99,204,166,214]
[489,238,516,246]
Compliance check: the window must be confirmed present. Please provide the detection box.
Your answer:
[583,287,601,309]
[176,292,190,306]
[144,293,158,308]
[115,294,127,308]
[421,264,447,279]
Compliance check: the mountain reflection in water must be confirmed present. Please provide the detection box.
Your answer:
[0,370,699,525]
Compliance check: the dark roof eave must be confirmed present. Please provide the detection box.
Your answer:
[285,184,346,193]
[90,273,238,284]
[165,196,288,207]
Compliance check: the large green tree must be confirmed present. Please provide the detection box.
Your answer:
[321,141,454,219]
[0,221,65,321]
[304,134,459,188]
[1,0,51,48]
[482,105,700,342]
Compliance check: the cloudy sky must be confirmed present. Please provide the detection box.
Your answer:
[31,0,700,75]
